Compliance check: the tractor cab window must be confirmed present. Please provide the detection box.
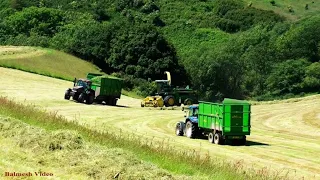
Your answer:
[189,109,198,117]
[189,108,198,117]
[76,80,87,88]
[193,108,198,116]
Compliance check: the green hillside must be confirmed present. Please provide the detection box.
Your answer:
[243,0,320,20]
[0,0,319,100]
[0,46,102,81]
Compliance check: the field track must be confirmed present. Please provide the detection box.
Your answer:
[1,67,319,179]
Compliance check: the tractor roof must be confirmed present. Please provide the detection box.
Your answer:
[78,79,91,82]
[188,105,199,109]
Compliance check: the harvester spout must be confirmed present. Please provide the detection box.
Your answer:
[164,71,171,86]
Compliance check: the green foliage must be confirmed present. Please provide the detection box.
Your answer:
[213,0,244,17]
[3,7,64,37]
[276,16,320,62]
[302,62,320,91]
[266,59,310,95]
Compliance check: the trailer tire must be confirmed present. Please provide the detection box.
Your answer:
[214,132,224,145]
[175,122,185,136]
[112,99,118,106]
[240,136,246,146]
[185,121,196,138]
[208,132,214,143]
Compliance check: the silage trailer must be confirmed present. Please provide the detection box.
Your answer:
[175,98,251,145]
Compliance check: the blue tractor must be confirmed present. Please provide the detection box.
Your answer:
[175,105,199,138]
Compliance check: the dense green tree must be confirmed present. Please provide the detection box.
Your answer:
[3,7,64,37]
[266,59,310,95]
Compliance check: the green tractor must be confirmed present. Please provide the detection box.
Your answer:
[155,71,198,107]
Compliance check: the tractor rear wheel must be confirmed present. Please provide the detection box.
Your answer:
[214,132,224,145]
[175,122,185,136]
[185,121,196,138]
[208,132,214,143]
[164,96,175,107]
[86,94,94,104]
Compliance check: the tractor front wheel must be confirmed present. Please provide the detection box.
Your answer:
[64,90,70,100]
[164,96,175,107]
[184,99,192,106]
[175,122,185,136]
[78,93,85,103]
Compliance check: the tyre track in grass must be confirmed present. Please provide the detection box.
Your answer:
[1,67,320,179]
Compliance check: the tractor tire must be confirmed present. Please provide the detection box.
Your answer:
[208,132,214,143]
[214,132,224,145]
[64,90,70,100]
[184,99,192,106]
[164,96,175,107]
[175,122,185,136]
[185,121,196,138]
[73,93,79,101]
[86,94,94,104]
[78,93,85,103]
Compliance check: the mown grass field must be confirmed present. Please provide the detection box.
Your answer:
[0,116,192,180]
[0,46,102,81]
[0,67,319,179]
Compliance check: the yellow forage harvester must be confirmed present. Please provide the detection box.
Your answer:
[141,96,164,107]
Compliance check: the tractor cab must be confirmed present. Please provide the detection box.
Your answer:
[155,80,172,94]
[73,78,92,90]
[182,105,199,124]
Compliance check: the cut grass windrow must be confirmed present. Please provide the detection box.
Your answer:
[0,96,287,180]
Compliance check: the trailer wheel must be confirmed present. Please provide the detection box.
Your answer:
[208,132,214,143]
[185,121,196,138]
[175,122,184,136]
[112,99,118,106]
[240,136,246,146]
[214,132,223,145]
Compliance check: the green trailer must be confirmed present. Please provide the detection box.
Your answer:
[175,98,251,145]
[64,73,123,106]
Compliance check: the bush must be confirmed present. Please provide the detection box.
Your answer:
[270,0,276,6]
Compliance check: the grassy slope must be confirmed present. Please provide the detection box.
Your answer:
[1,67,319,179]
[0,46,102,81]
